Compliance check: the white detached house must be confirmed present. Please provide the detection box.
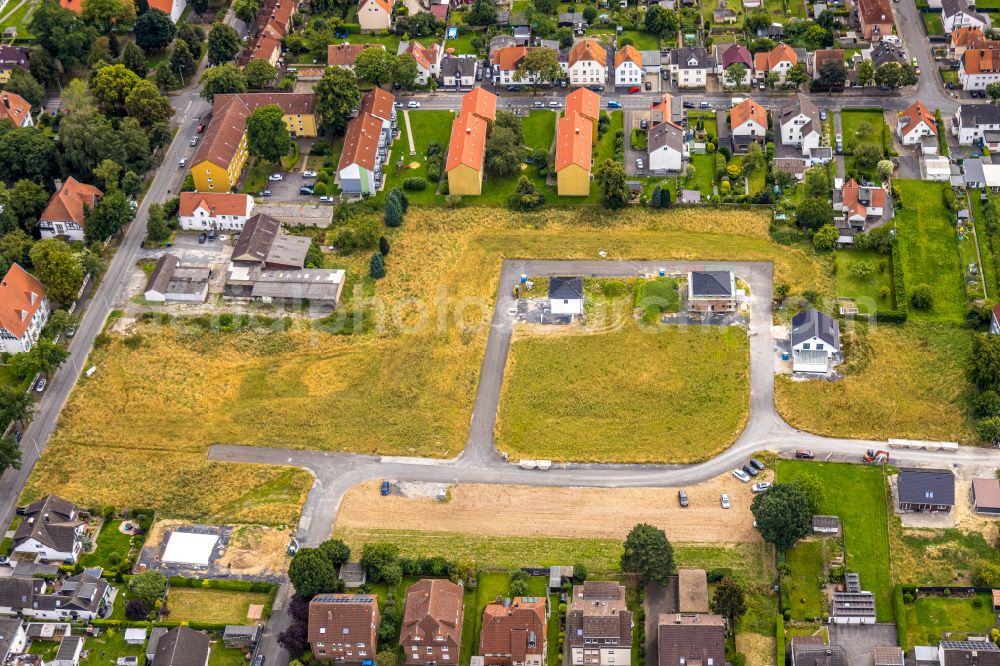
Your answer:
[779,97,822,155]
[12,495,84,563]
[0,263,49,355]
[178,192,254,231]
[568,39,607,86]
[614,45,643,87]
[898,100,938,146]
[790,308,841,374]
[548,276,584,319]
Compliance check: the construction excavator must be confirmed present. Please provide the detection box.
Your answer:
[863,449,890,464]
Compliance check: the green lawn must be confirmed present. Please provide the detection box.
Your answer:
[594,110,624,164]
[834,248,896,313]
[894,180,967,323]
[445,30,483,56]
[783,540,827,620]
[0,364,28,391]
[922,12,945,35]
[477,110,556,205]
[893,525,996,585]
[342,31,402,53]
[903,594,998,646]
[78,519,140,569]
[81,630,146,666]
[970,192,999,296]
[460,571,513,666]
[841,110,887,155]
[0,0,36,39]
[166,587,272,624]
[618,30,660,49]
[380,110,454,204]
[209,645,252,666]
[685,153,717,196]
[776,461,893,622]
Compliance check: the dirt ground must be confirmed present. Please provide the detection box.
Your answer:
[334,470,771,543]
[738,632,776,666]
[144,520,291,576]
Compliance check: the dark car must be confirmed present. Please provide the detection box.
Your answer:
[683,100,695,108]
[208,229,217,240]
[299,186,314,195]
[749,458,766,471]
[380,480,390,496]
[678,490,689,507]
[640,119,648,129]
[795,449,815,459]
[252,656,265,666]
[508,85,521,92]
[742,464,758,477]
[588,85,604,92]
[198,232,207,244]
[15,506,27,516]
[258,189,272,197]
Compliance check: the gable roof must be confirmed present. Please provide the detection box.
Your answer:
[900,101,937,137]
[859,0,894,24]
[338,112,385,173]
[480,597,547,658]
[548,276,584,299]
[813,48,845,70]
[401,579,464,647]
[146,254,180,296]
[791,308,840,348]
[942,0,985,21]
[359,0,392,14]
[963,47,1000,74]
[194,95,251,169]
[690,271,734,297]
[841,179,886,218]
[232,213,281,263]
[898,468,955,506]
[460,87,497,123]
[555,112,592,171]
[614,44,642,68]
[13,495,80,553]
[41,177,103,227]
[959,102,1000,127]
[940,643,1000,666]
[446,110,488,173]
[0,263,46,339]
[731,98,766,130]
[793,644,848,666]
[0,578,43,610]
[178,192,253,218]
[569,39,606,67]
[648,119,683,153]
[0,91,31,126]
[754,42,797,71]
[327,42,385,66]
[360,87,395,123]
[152,626,210,666]
[404,41,440,70]
[492,45,528,71]
[779,95,819,130]
[565,87,600,121]
[721,43,752,69]
[672,47,708,69]
[658,613,727,666]
[972,477,1000,509]
[567,582,632,648]
[308,594,379,650]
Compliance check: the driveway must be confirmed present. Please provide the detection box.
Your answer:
[828,624,900,666]
[644,580,679,661]
[624,110,648,176]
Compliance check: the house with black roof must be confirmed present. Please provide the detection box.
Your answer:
[687,271,736,313]
[152,626,211,666]
[790,308,840,374]
[897,468,955,512]
[548,276,584,318]
[12,495,84,563]
[441,55,478,90]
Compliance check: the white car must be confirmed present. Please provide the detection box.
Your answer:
[269,173,283,181]
[720,493,730,509]
[732,468,751,482]
[319,195,335,203]
[178,158,187,168]
[407,101,421,108]
[751,482,771,493]
[189,136,198,146]
[548,101,561,107]
[302,170,317,178]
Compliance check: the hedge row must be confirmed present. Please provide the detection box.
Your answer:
[876,245,908,323]
[91,618,231,631]
[167,576,277,594]
[894,585,908,652]
[776,615,785,666]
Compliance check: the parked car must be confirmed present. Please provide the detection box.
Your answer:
[189,136,198,146]
[635,158,644,170]
[475,69,483,81]
[196,123,205,133]
[66,325,76,338]
[628,85,640,93]
[607,100,621,108]
[795,449,815,459]
[751,482,771,493]
[319,195,335,203]
[178,158,187,168]
[303,170,317,178]
[251,656,265,666]
[819,110,827,121]
[742,464,758,477]
[588,85,604,92]
[35,378,46,393]
[208,229,217,240]
[533,101,544,107]
[644,81,652,90]
[198,232,207,244]
[759,81,765,90]
[640,119,648,129]
[749,458,766,471]
[678,490,688,507]
[269,173,283,181]
[548,100,561,107]
[683,100,695,108]
[720,493,730,509]
[380,480,390,496]
[508,85,521,91]
[732,468,751,482]
[699,101,710,108]
[299,186,314,195]
[258,189,272,197]
[408,101,421,108]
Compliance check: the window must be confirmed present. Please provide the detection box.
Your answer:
[428,647,434,654]
[802,343,810,350]
[320,628,326,634]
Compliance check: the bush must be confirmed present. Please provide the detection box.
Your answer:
[313,182,328,196]
[385,196,404,227]
[910,283,934,309]
[370,251,386,279]
[125,598,150,620]
[332,219,380,253]
[403,177,427,191]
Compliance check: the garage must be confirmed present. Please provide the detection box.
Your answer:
[971,477,1000,514]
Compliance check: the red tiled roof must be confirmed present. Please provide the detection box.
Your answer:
[460,87,497,123]
[813,48,845,70]
[899,100,936,137]
[146,0,178,15]
[360,87,395,122]
[492,46,527,71]
[41,177,102,227]
[327,42,385,67]
[963,48,1000,74]
[754,42,797,71]
[179,192,253,218]
[614,44,641,68]
[405,41,439,70]
[842,178,886,219]
[400,579,464,648]
[0,91,31,126]
[360,0,392,15]
[337,111,384,172]
[479,598,547,659]
[858,0,893,27]
[730,98,766,130]
[556,111,592,171]
[0,263,46,339]
[569,39,606,67]
[565,87,599,121]
[445,110,488,173]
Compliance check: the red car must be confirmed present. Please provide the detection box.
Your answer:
[628,85,640,93]
[196,123,206,134]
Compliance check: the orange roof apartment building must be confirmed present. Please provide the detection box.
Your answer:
[479,596,548,666]
[0,263,49,355]
[445,88,497,196]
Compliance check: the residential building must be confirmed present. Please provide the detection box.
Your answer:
[442,55,478,89]
[568,39,607,86]
[754,43,797,83]
[657,614,726,666]
[479,596,547,666]
[337,88,397,196]
[12,495,83,563]
[677,569,709,613]
[556,111,593,196]
[792,643,848,666]
[834,178,892,239]
[147,0,186,21]
[566,581,632,666]
[614,44,643,87]
[144,254,211,304]
[152,626,211,666]
[960,47,1000,90]
[954,103,1000,145]
[492,46,530,86]
[867,41,907,68]
[972,477,1000,513]
[192,93,318,192]
[949,26,1000,57]
[942,0,989,33]
[178,192,254,231]
[0,46,29,85]
[327,43,386,70]
[714,2,738,22]
[400,579,464,666]
[897,468,955,512]
[715,43,754,87]
[0,263,49,355]
[37,177,102,242]
[687,271,736,313]
[650,92,674,126]
[648,121,685,172]
[790,308,840,373]
[857,0,895,39]
[730,98,767,152]
[669,47,709,88]
[404,41,443,85]
[565,87,600,143]
[812,48,846,75]
[446,88,497,196]
[0,90,31,127]
[0,619,25,663]
[898,101,938,146]
[938,642,1000,666]
[51,635,83,666]
[358,0,392,31]
[308,594,380,664]
[0,571,111,621]
[779,96,822,158]
[548,276,584,317]
[0,579,45,617]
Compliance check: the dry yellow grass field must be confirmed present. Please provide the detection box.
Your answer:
[775,323,976,443]
[26,207,831,522]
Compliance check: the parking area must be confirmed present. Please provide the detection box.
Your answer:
[828,624,899,666]
[250,171,318,201]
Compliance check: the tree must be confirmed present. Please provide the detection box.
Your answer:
[124,80,174,123]
[199,63,248,102]
[900,63,918,87]
[176,21,205,56]
[0,385,34,429]
[710,577,746,625]
[744,141,764,175]
[978,417,1000,444]
[510,568,529,596]
[30,0,98,70]
[973,560,1000,587]
[790,473,825,514]
[93,159,121,191]
[125,598,150,621]
[246,104,292,164]
[796,199,834,231]
[278,621,308,656]
[874,62,902,89]
[207,22,241,65]
[315,67,361,133]
[724,63,747,88]
[970,333,1000,392]
[485,113,525,177]
[644,4,679,38]
[189,0,208,14]
[10,337,68,378]
[812,224,838,252]
[749,483,812,551]
[133,8,174,51]
[507,176,545,211]
[232,0,262,23]
[82,0,135,33]
[28,47,57,88]
[876,159,894,182]
[620,523,675,585]
[0,127,59,187]
[370,251,386,278]
[0,231,34,274]
[987,82,1000,103]
[910,283,934,309]
[857,59,875,87]
[85,190,134,244]
[117,116,152,174]
[29,239,84,302]
[785,62,809,87]
[169,40,197,82]
[288,548,340,598]
[379,235,390,256]
[121,40,148,78]
[5,70,45,108]
[4,180,50,231]
[516,47,563,93]
[596,159,629,209]
[393,11,439,37]
[816,60,846,90]
[391,53,419,89]
[467,0,496,26]
[129,569,167,605]
[764,71,779,89]
[853,142,883,170]
[318,538,351,568]
[145,202,169,243]
[0,436,21,476]
[360,542,400,582]
[354,47,395,86]
[92,63,141,116]
[533,0,557,13]
[385,195,403,227]
[245,58,278,88]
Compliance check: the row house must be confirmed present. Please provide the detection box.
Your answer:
[337,88,397,197]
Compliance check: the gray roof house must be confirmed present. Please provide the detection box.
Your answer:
[49,634,83,666]
[146,627,169,662]
[0,618,24,663]
[687,271,736,313]
[869,42,907,68]
[144,254,210,304]
[151,626,211,666]
[793,644,848,666]
[897,468,955,512]
[790,308,840,374]
[12,495,84,563]
[648,121,685,172]
[939,641,1000,666]
[548,276,584,317]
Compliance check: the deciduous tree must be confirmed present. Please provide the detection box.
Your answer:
[391,53,419,89]
[315,66,361,133]
[245,58,278,88]
[796,198,834,231]
[11,337,69,378]
[724,63,747,88]
[596,159,629,209]
[4,180,50,231]
[124,79,174,123]
[246,104,292,164]
[81,0,135,33]
[199,63,248,101]
[169,39,197,81]
[121,40,148,77]
[207,22,241,65]
[354,47,395,86]
[620,523,675,585]
[128,570,167,605]
[4,69,45,107]
[466,0,496,26]
[0,436,20,476]
[710,577,746,625]
[134,8,174,51]
[516,47,563,93]
[0,126,59,187]
[84,190,134,244]
[288,548,341,598]
[750,483,812,551]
